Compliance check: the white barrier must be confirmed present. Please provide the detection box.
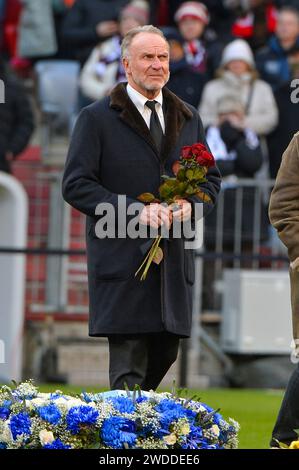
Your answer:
[0,172,28,383]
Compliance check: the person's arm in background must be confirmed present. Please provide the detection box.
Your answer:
[219,121,263,175]
[245,81,278,135]
[80,45,118,101]
[61,0,118,49]
[7,81,34,159]
[198,82,218,130]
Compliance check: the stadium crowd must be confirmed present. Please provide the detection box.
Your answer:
[0,0,298,256]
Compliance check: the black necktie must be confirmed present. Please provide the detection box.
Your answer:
[145,100,164,152]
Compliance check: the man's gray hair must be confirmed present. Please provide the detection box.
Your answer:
[121,25,167,59]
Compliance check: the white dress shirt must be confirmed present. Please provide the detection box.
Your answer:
[127,84,165,133]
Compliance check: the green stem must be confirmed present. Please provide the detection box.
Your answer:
[140,235,162,281]
[135,235,162,280]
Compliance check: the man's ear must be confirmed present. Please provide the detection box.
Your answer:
[122,57,130,75]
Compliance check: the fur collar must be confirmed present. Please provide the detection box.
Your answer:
[109,82,193,163]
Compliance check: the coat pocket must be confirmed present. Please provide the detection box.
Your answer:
[184,250,195,285]
[87,223,145,282]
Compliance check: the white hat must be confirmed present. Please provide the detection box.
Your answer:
[120,0,149,25]
[221,39,255,68]
[174,2,210,25]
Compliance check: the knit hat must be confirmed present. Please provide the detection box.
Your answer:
[216,95,245,115]
[174,2,210,25]
[221,39,255,68]
[120,0,149,26]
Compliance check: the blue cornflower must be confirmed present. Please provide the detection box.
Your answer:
[66,405,99,434]
[136,396,148,404]
[43,439,71,449]
[181,424,203,449]
[0,443,7,449]
[50,393,65,400]
[109,396,135,414]
[81,391,92,403]
[101,416,137,448]
[0,407,10,420]
[155,399,196,430]
[212,412,222,426]
[10,412,31,440]
[37,403,62,425]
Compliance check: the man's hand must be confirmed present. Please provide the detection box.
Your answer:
[139,203,173,230]
[171,199,192,222]
[96,20,118,38]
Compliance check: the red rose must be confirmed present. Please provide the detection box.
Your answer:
[191,143,215,168]
[181,146,193,160]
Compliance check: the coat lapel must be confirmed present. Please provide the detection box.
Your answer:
[109,82,193,163]
[161,87,193,162]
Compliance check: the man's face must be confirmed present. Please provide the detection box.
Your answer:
[123,32,170,97]
[276,11,299,44]
[179,17,205,41]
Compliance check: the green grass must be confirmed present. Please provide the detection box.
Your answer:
[36,384,284,449]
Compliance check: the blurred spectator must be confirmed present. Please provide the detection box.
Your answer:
[163,27,206,106]
[256,6,299,89]
[150,0,234,38]
[52,0,76,59]
[275,0,299,9]
[61,0,130,65]
[229,0,278,51]
[204,94,266,244]
[17,0,57,59]
[267,47,299,178]
[0,58,34,173]
[206,94,263,179]
[80,0,149,103]
[2,0,22,58]
[199,38,278,137]
[174,1,223,76]
[0,0,6,51]
[202,93,268,309]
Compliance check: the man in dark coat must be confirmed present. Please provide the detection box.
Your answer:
[61,0,129,64]
[256,6,299,90]
[0,59,34,173]
[62,25,220,391]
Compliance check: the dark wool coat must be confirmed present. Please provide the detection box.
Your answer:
[61,0,129,64]
[0,74,34,173]
[62,82,221,338]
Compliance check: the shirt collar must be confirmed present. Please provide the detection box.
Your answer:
[127,83,163,112]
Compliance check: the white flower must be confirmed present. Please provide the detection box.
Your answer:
[52,397,69,407]
[211,424,220,436]
[39,430,55,446]
[66,398,86,410]
[0,421,13,444]
[31,398,47,407]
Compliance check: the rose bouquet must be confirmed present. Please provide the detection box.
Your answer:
[135,143,215,280]
[0,381,239,449]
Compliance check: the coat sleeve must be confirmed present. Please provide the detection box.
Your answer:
[62,106,143,220]
[61,0,99,47]
[269,133,299,261]
[185,113,221,220]
[8,82,35,157]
